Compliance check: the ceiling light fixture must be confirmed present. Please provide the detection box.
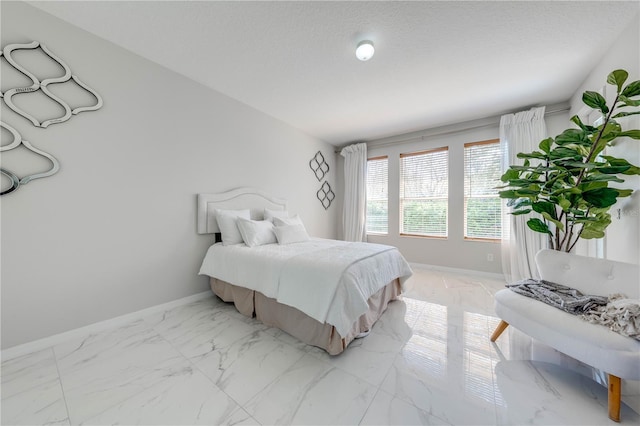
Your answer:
[355,40,374,61]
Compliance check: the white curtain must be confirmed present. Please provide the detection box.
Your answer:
[500,106,548,282]
[340,142,367,242]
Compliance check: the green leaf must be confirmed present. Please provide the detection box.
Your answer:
[541,212,564,231]
[527,218,552,235]
[500,168,520,183]
[515,188,541,196]
[599,156,640,175]
[621,80,640,98]
[582,187,620,208]
[622,165,640,175]
[607,69,628,92]
[582,91,609,114]
[618,96,640,106]
[562,161,597,170]
[508,179,539,187]
[559,198,572,211]
[499,190,519,199]
[580,213,612,239]
[511,198,532,209]
[511,209,532,216]
[596,166,631,174]
[579,181,608,192]
[549,147,583,161]
[597,121,622,143]
[555,128,590,146]
[538,138,553,154]
[581,227,606,239]
[619,130,640,139]
[517,151,547,160]
[532,201,557,219]
[616,189,633,197]
[582,174,625,183]
[613,111,640,119]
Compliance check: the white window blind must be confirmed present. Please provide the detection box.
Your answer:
[366,156,388,234]
[400,147,448,237]
[464,140,502,240]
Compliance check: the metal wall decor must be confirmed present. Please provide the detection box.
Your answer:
[308,150,335,209]
[316,181,335,210]
[1,41,103,128]
[0,121,60,196]
[309,150,329,181]
[1,40,103,196]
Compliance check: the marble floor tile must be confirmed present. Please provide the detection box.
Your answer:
[359,389,450,425]
[244,353,377,425]
[195,330,307,405]
[493,360,640,425]
[78,361,244,425]
[144,297,261,361]
[308,328,404,387]
[53,319,185,423]
[1,348,61,399]
[381,333,499,425]
[1,380,70,426]
[1,348,69,425]
[369,297,424,344]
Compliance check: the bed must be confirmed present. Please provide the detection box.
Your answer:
[196,187,413,355]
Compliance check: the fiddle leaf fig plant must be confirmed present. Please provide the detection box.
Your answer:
[499,69,640,252]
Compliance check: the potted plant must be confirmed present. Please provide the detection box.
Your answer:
[499,69,640,252]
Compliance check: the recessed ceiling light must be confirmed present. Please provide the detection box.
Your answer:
[356,40,374,61]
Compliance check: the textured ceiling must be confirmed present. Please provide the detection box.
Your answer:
[27,1,640,145]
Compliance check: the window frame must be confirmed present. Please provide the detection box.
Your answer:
[463,139,502,242]
[365,155,389,235]
[399,146,449,239]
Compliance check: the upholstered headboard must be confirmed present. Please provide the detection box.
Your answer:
[197,187,287,234]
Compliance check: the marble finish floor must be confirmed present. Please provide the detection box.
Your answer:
[2,267,639,425]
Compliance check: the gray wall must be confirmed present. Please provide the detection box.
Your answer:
[1,1,338,349]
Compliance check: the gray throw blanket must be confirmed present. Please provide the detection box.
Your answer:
[507,278,608,314]
[581,294,640,341]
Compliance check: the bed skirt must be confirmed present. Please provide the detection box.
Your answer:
[210,277,401,355]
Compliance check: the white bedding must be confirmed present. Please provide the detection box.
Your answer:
[198,238,413,336]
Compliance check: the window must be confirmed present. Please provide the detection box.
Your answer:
[400,147,448,237]
[366,156,388,234]
[464,140,502,240]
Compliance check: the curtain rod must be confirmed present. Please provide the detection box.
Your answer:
[334,105,570,153]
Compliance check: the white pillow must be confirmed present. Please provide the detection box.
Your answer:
[263,208,289,222]
[237,218,277,247]
[274,224,310,245]
[215,209,250,245]
[273,214,304,227]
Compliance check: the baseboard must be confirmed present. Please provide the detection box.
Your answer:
[1,291,212,361]
[409,262,504,281]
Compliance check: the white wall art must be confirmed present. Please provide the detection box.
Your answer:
[0,121,60,195]
[1,40,103,196]
[1,41,103,128]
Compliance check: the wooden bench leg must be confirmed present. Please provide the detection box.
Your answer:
[608,374,621,422]
[490,320,509,342]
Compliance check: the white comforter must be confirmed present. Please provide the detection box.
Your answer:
[198,238,413,336]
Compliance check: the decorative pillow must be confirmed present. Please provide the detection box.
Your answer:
[264,208,289,222]
[237,218,277,247]
[273,214,304,227]
[215,209,250,245]
[274,224,310,245]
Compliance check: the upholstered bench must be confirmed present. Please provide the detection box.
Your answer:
[491,249,640,422]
